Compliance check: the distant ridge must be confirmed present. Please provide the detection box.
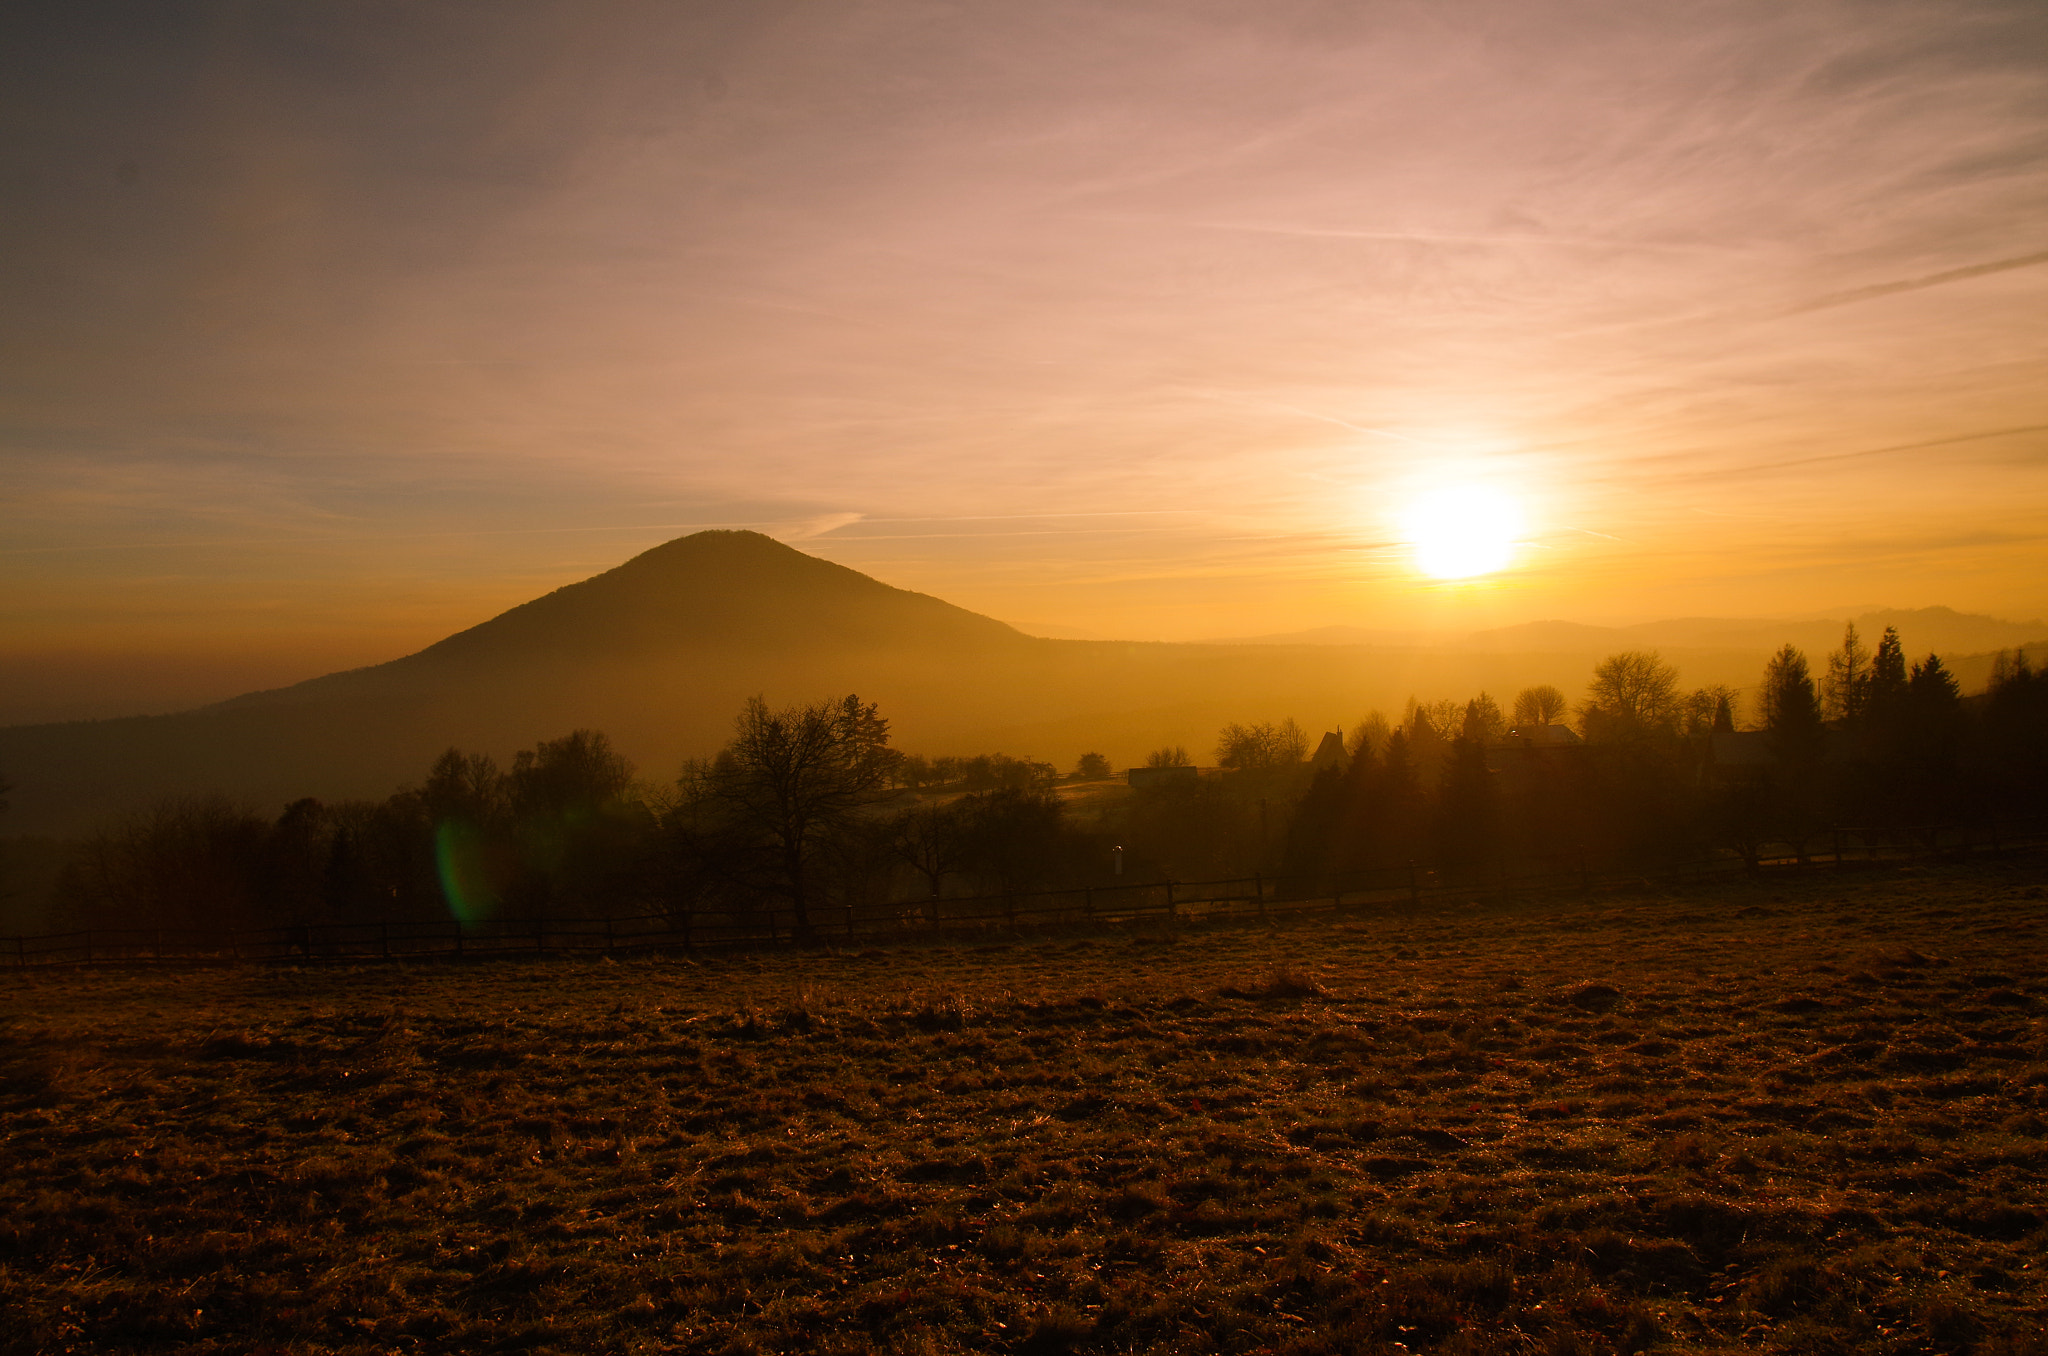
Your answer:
[3,532,2043,838]
[1220,606,2047,656]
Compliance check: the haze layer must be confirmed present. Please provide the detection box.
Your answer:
[4,1,2046,720]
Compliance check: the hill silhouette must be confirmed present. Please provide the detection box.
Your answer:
[217,530,1027,708]
[0,532,1041,835]
[4,531,2043,837]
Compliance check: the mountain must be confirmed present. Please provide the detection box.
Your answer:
[0,532,1040,836]
[4,531,2043,838]
[214,530,1027,710]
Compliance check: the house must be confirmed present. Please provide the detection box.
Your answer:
[1309,730,1348,773]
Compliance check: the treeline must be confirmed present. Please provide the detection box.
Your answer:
[25,629,2048,936]
[1279,627,2047,889]
[46,699,1104,940]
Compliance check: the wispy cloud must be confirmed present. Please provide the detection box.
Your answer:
[1787,249,2048,314]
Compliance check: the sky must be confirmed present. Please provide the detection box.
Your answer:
[4,0,2046,721]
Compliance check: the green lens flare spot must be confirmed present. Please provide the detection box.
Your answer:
[435,818,500,924]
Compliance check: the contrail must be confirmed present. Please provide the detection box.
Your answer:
[1788,249,2048,314]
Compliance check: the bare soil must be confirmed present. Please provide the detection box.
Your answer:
[4,857,2047,1355]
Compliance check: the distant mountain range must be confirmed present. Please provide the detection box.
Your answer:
[1213,607,2048,656]
[4,530,2044,837]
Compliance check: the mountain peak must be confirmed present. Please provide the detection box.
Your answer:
[408,529,1025,665]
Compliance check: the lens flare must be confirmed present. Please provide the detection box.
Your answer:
[434,818,501,924]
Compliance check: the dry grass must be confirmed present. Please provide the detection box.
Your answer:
[3,859,2047,1354]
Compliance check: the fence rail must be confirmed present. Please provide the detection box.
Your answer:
[6,821,2042,968]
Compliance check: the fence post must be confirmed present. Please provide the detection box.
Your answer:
[605,916,615,955]
[453,919,464,957]
[1832,829,1843,869]
[1165,880,1176,923]
[1408,862,1419,907]
[83,929,92,964]
[535,915,545,953]
[1254,874,1264,919]
[153,928,162,961]
[380,920,390,960]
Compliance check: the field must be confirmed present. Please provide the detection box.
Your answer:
[3,859,2047,1355]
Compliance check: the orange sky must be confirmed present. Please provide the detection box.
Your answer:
[4,1,2046,722]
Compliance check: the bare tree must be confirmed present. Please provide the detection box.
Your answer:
[1215,719,1309,771]
[1683,685,1741,736]
[1407,698,1465,740]
[888,799,969,902]
[1822,623,1870,722]
[1511,685,1567,727]
[1072,752,1112,781]
[709,694,899,940]
[419,748,507,828]
[1460,693,1507,745]
[1345,711,1390,757]
[1146,745,1193,768]
[1580,651,1682,740]
[511,730,635,819]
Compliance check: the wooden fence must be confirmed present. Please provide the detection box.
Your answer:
[4,820,2038,968]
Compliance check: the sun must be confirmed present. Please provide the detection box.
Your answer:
[1402,485,1524,579]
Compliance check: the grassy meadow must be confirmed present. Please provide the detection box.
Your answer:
[3,857,2047,1355]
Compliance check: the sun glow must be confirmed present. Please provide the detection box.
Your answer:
[1403,486,1524,579]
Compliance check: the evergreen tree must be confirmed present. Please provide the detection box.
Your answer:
[1867,626,1909,715]
[1460,693,1507,745]
[1908,653,1960,708]
[1759,645,1823,757]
